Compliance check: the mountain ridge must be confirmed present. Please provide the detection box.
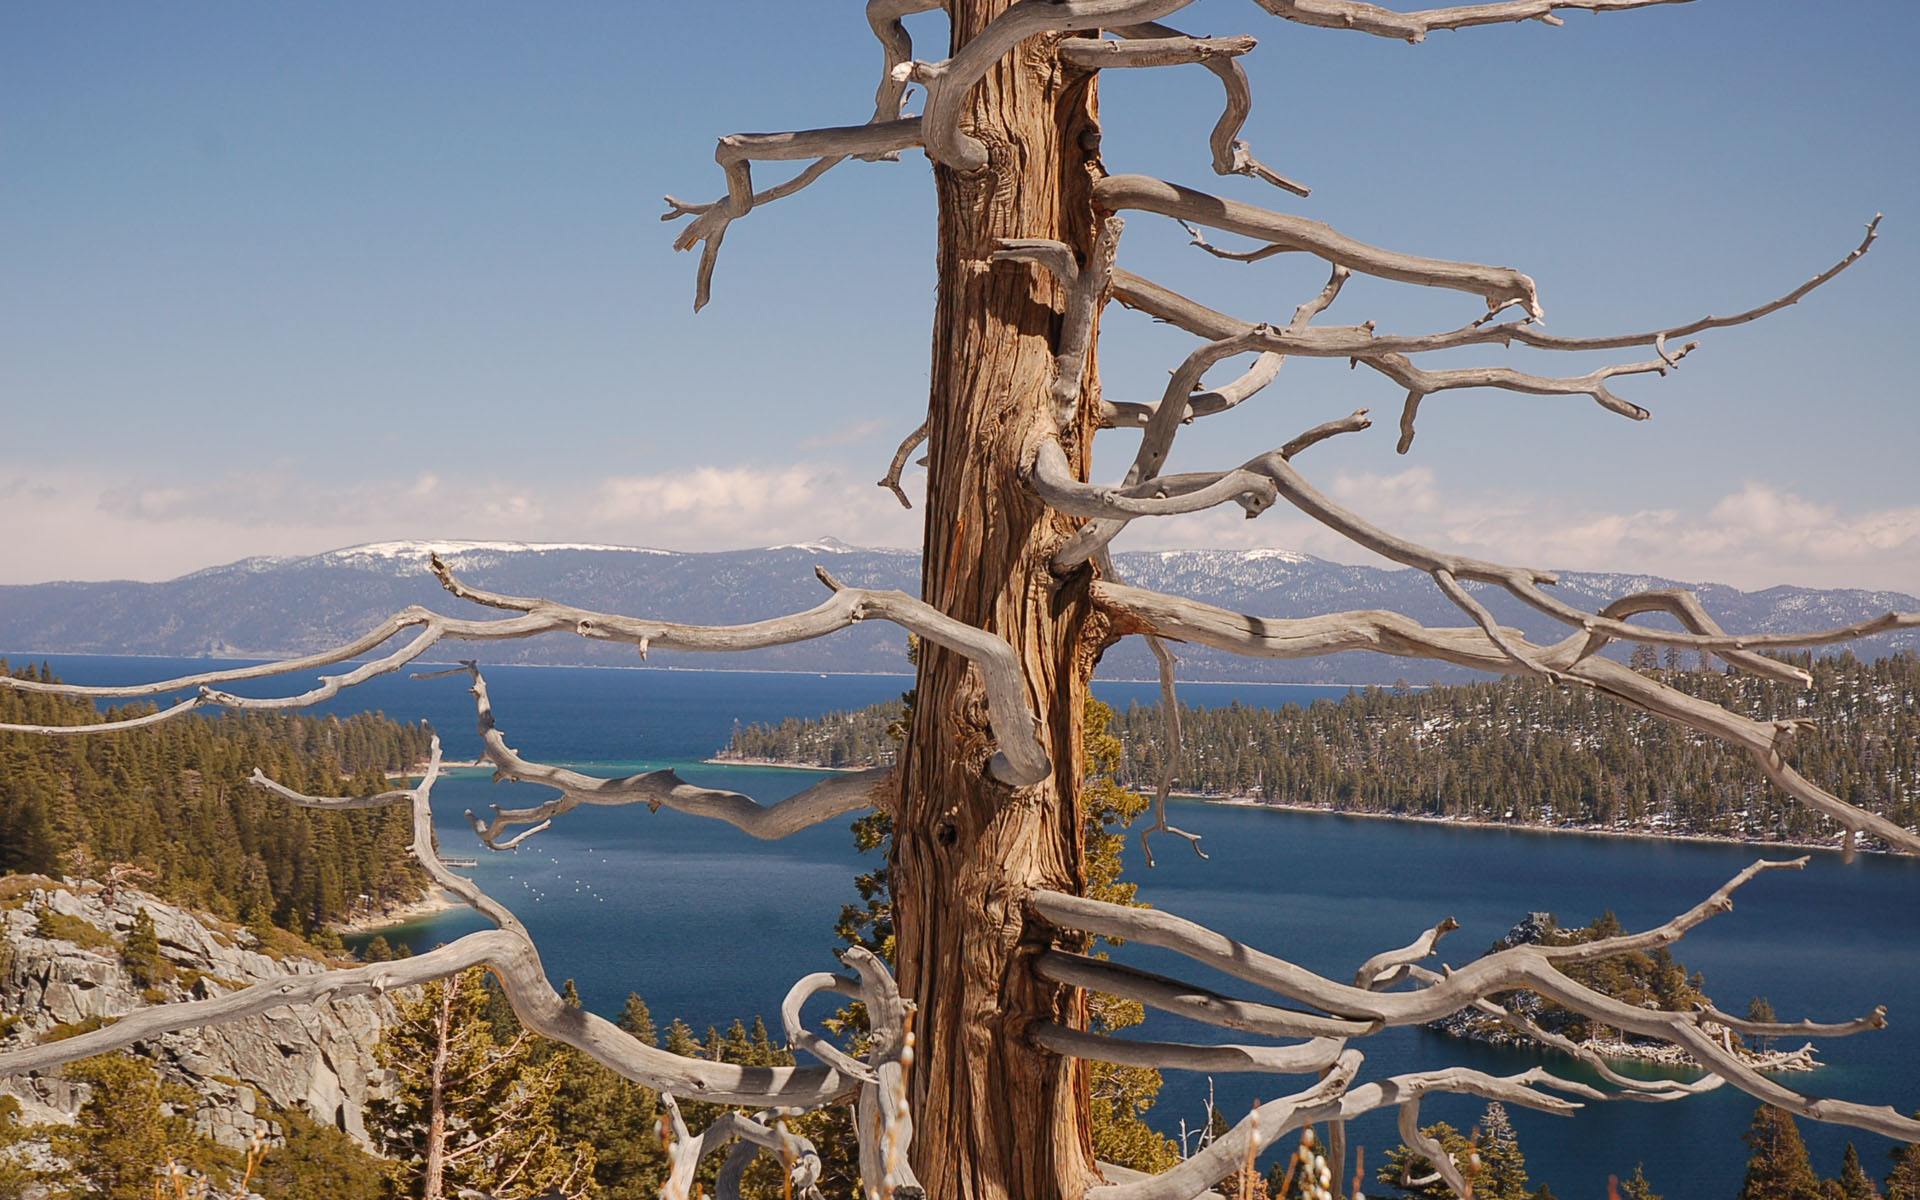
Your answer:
[3,540,1912,685]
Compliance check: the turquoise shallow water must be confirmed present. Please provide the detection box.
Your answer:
[20,653,1920,1199]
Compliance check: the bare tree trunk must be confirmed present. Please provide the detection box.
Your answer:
[424,982,452,1200]
[892,5,1106,1198]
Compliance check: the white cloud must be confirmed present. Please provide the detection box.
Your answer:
[588,464,924,548]
[1118,472,1920,595]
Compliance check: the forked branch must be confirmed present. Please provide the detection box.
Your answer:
[665,119,923,311]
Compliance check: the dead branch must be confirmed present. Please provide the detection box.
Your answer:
[1032,1026,1347,1075]
[453,664,889,845]
[1,754,858,1108]
[1246,0,1694,44]
[1110,212,1876,376]
[878,419,930,507]
[1055,408,1372,571]
[866,0,944,138]
[1098,174,1541,317]
[661,1100,827,1200]
[1099,264,1342,430]
[1369,344,1696,452]
[1353,917,1458,990]
[1038,951,1379,1039]
[1060,25,1311,195]
[665,119,923,311]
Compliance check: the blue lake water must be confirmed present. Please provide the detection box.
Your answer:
[16,652,1920,1199]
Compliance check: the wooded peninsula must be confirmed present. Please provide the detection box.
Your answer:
[719,652,1920,850]
[0,661,433,942]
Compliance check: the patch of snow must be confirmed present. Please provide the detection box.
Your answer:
[768,537,861,554]
[319,539,666,563]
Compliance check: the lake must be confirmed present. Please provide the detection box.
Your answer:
[16,652,1920,1198]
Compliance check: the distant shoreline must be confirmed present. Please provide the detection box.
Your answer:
[1198,795,1859,856]
[2,649,1390,689]
[695,756,1862,856]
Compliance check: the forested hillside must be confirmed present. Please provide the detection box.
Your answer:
[0,661,434,937]
[722,653,1920,847]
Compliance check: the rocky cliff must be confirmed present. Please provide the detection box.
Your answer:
[0,877,392,1150]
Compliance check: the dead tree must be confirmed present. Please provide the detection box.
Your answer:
[3,4,1917,1199]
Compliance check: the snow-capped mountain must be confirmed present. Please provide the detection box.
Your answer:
[2,541,1912,683]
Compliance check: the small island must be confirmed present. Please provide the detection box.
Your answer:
[1425,910,1819,1072]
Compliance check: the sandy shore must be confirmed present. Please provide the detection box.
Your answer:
[1198,794,1857,855]
[703,755,876,772]
[331,885,464,935]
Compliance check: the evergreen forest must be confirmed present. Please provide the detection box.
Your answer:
[0,661,434,938]
[722,653,1920,847]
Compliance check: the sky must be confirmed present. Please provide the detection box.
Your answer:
[3,1,1916,594]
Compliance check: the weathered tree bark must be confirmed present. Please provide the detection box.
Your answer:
[891,5,1105,1197]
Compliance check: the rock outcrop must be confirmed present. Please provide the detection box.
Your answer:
[0,878,392,1150]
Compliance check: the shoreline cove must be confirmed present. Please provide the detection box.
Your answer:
[331,885,463,935]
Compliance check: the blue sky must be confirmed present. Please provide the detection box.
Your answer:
[4,1,1915,592]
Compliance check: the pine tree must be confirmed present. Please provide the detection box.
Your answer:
[371,968,595,1200]
[546,1000,667,1200]
[1749,996,1780,1055]
[51,1053,231,1200]
[0,1094,39,1199]
[616,992,657,1044]
[1081,698,1181,1175]
[1620,1162,1661,1200]
[1838,1143,1881,1200]
[247,1105,391,1200]
[122,906,167,988]
[1377,1106,1531,1200]
[1886,1120,1920,1200]
[1477,1102,1530,1200]
[1377,1119,1472,1200]
[1738,1105,1826,1200]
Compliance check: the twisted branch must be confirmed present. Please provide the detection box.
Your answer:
[448,664,889,846]
[665,119,923,311]
[866,0,944,135]
[1062,25,1311,195]
[878,419,930,507]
